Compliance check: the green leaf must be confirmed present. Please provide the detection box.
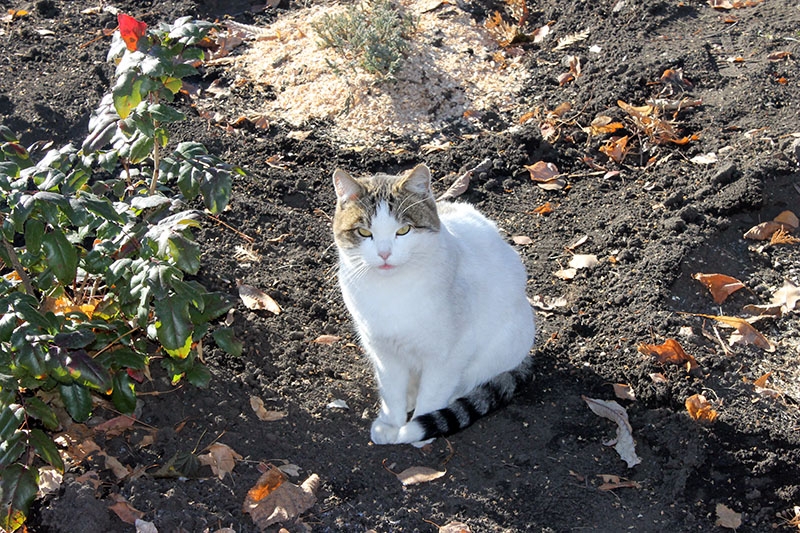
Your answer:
[0,404,24,442]
[63,350,113,393]
[42,229,78,285]
[111,371,137,414]
[154,297,193,352]
[112,71,143,120]
[54,329,96,349]
[185,363,211,388]
[58,383,92,422]
[24,218,44,256]
[23,397,59,431]
[96,347,148,371]
[29,428,65,472]
[0,432,25,467]
[199,168,232,214]
[162,76,183,94]
[166,234,201,274]
[76,194,125,223]
[148,103,184,123]
[128,134,154,164]
[0,464,38,532]
[212,327,243,357]
[189,291,233,323]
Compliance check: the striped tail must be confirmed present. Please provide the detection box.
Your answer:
[403,356,534,443]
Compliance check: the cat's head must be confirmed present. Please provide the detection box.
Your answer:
[332,164,440,273]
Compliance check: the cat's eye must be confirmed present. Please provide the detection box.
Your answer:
[356,227,373,238]
[396,225,412,236]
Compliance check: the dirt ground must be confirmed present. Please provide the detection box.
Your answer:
[2,0,800,531]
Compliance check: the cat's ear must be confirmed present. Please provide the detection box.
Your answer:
[333,169,363,203]
[398,164,432,195]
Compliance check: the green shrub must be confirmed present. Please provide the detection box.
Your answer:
[0,14,243,530]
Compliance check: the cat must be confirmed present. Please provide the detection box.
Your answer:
[332,164,535,446]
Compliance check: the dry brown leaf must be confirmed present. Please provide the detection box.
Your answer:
[311,334,340,345]
[689,313,775,352]
[247,465,286,502]
[250,396,288,422]
[94,415,136,437]
[637,339,699,371]
[512,235,533,246]
[691,272,746,304]
[439,521,472,533]
[649,372,668,383]
[108,494,144,525]
[525,161,562,190]
[238,284,281,314]
[715,503,742,529]
[438,171,471,201]
[612,383,636,401]
[744,221,784,240]
[753,372,771,388]
[771,228,800,245]
[742,302,783,317]
[685,393,718,423]
[569,254,599,270]
[582,396,641,468]
[586,116,625,136]
[198,443,242,480]
[396,466,446,486]
[243,472,320,530]
[597,474,641,491]
[532,202,553,215]
[772,280,800,313]
[529,295,568,311]
[554,268,577,280]
[554,29,590,50]
[599,135,629,163]
[768,51,792,61]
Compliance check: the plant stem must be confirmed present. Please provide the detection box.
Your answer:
[2,238,35,296]
[149,120,161,195]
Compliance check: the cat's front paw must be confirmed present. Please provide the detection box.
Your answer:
[370,419,400,444]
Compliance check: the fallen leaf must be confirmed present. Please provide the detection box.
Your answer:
[525,161,564,191]
[438,170,471,201]
[599,135,629,163]
[37,466,63,497]
[612,384,636,401]
[135,519,158,533]
[312,334,340,345]
[771,280,800,313]
[243,472,320,529]
[198,443,242,480]
[691,272,746,304]
[688,313,775,352]
[566,235,589,251]
[770,228,800,245]
[582,396,642,468]
[440,521,472,533]
[597,474,641,491]
[744,210,798,240]
[529,295,568,311]
[753,372,771,388]
[768,51,792,61]
[512,235,533,245]
[586,116,625,136]
[649,372,668,383]
[532,202,553,215]
[715,503,742,529]
[742,303,783,317]
[774,210,799,229]
[247,464,286,502]
[685,393,718,423]
[100,451,130,480]
[238,284,281,314]
[250,396,287,422]
[109,493,144,525]
[553,268,577,280]
[94,415,136,437]
[395,466,446,486]
[690,152,718,165]
[278,463,302,477]
[569,254,599,270]
[638,339,699,371]
[326,399,349,410]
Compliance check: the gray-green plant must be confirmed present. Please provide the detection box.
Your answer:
[312,0,416,78]
[0,15,243,531]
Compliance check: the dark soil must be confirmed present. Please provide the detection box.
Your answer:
[3,0,800,531]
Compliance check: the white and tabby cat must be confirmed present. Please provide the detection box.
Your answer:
[332,164,535,445]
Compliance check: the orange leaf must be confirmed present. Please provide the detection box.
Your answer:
[637,338,699,371]
[532,202,553,215]
[691,272,746,304]
[247,465,286,502]
[752,372,771,388]
[685,394,718,423]
[118,14,147,52]
[599,135,630,163]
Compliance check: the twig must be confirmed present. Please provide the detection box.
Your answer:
[206,214,255,243]
[2,238,35,296]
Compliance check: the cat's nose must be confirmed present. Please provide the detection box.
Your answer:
[378,250,391,261]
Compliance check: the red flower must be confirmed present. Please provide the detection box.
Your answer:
[118,13,147,52]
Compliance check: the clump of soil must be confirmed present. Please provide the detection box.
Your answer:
[1,1,799,532]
